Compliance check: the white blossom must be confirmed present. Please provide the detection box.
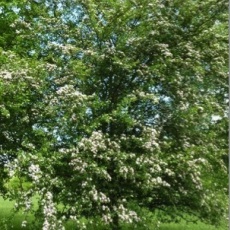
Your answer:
[21,221,27,228]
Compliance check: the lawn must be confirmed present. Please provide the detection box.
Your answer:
[0,196,28,230]
[0,197,227,230]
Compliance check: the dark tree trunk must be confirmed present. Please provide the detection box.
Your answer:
[111,213,121,230]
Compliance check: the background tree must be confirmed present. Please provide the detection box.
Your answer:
[0,0,228,229]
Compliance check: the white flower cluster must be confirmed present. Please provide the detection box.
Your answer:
[126,37,142,46]
[42,192,65,230]
[0,70,12,80]
[89,186,110,203]
[84,49,96,56]
[43,192,56,217]
[135,155,157,166]
[13,191,32,212]
[78,131,107,155]
[7,158,18,178]
[114,204,140,223]
[56,85,85,98]
[28,164,42,182]
[48,42,77,54]
[135,90,159,103]
[0,105,10,118]
[165,168,175,177]
[10,19,31,29]
[142,127,159,151]
[102,213,113,224]
[189,158,206,165]
[46,63,57,71]
[151,176,170,187]
[118,165,134,179]
[69,157,88,173]
[2,131,13,141]
[21,220,27,228]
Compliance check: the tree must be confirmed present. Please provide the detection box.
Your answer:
[0,0,228,229]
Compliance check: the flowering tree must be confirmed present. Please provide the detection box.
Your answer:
[0,0,228,229]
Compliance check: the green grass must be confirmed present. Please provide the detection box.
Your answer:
[159,222,227,230]
[0,197,227,230]
[0,197,29,230]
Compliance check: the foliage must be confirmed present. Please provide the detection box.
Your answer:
[0,0,228,229]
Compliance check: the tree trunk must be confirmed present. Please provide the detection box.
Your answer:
[111,213,121,230]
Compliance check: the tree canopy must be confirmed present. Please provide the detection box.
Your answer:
[0,0,228,229]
